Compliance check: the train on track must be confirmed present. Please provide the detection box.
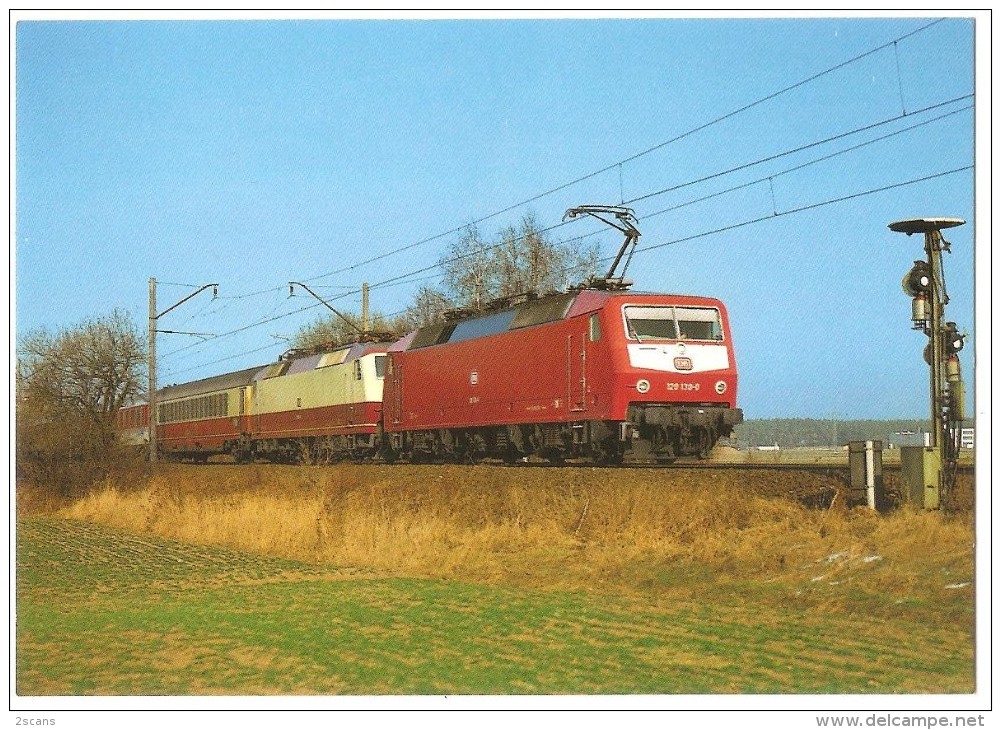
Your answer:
[120,287,742,465]
[119,207,743,465]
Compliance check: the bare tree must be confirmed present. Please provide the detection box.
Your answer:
[439,214,599,310]
[16,309,146,495]
[439,224,497,309]
[291,310,409,350]
[404,286,455,329]
[296,214,601,340]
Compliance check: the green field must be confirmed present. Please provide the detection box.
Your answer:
[16,517,974,695]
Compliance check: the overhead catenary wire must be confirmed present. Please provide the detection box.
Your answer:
[632,166,972,259]
[641,104,973,222]
[293,18,948,287]
[159,19,966,374]
[623,94,971,207]
[322,98,974,300]
[157,281,205,289]
[214,282,357,301]
[213,90,969,314]
[214,284,288,301]
[360,168,974,294]
[161,296,325,360]
[547,166,975,282]
[164,96,972,371]
[164,164,972,381]
[161,340,281,383]
[163,99,971,371]
[162,219,612,362]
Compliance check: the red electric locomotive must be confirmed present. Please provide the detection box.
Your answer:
[382,205,741,464]
[382,287,741,464]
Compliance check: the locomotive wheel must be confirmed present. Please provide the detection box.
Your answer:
[409,450,432,465]
[502,445,521,465]
[697,428,715,460]
[544,448,566,466]
[592,443,623,466]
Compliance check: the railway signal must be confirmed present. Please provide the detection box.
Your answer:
[889,217,966,509]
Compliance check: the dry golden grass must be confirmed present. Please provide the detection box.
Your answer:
[45,462,974,624]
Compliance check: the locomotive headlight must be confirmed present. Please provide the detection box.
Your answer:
[636,379,650,394]
[714,380,727,395]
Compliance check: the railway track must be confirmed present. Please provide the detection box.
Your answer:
[612,460,975,474]
[164,458,974,511]
[177,455,974,475]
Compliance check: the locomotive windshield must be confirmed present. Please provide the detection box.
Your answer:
[623,306,723,341]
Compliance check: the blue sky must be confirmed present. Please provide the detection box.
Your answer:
[14,14,981,420]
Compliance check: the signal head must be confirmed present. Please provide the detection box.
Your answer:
[942,322,965,355]
[901,260,932,297]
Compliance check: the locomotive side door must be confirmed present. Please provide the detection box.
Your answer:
[389,357,403,426]
[567,330,588,413]
[238,386,248,433]
[253,383,262,434]
[349,359,361,425]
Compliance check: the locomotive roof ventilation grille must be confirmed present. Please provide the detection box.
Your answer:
[261,361,292,379]
[408,291,577,350]
[409,321,457,350]
[508,292,575,330]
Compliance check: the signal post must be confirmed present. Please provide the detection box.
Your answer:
[889,217,967,509]
[147,278,219,464]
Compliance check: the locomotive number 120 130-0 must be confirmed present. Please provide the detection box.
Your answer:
[666,382,700,392]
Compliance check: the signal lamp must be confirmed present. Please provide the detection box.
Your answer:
[901,260,933,297]
[636,379,650,394]
[942,322,965,355]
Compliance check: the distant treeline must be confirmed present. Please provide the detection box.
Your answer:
[730,418,952,448]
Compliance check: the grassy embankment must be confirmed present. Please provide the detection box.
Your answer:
[16,463,976,694]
